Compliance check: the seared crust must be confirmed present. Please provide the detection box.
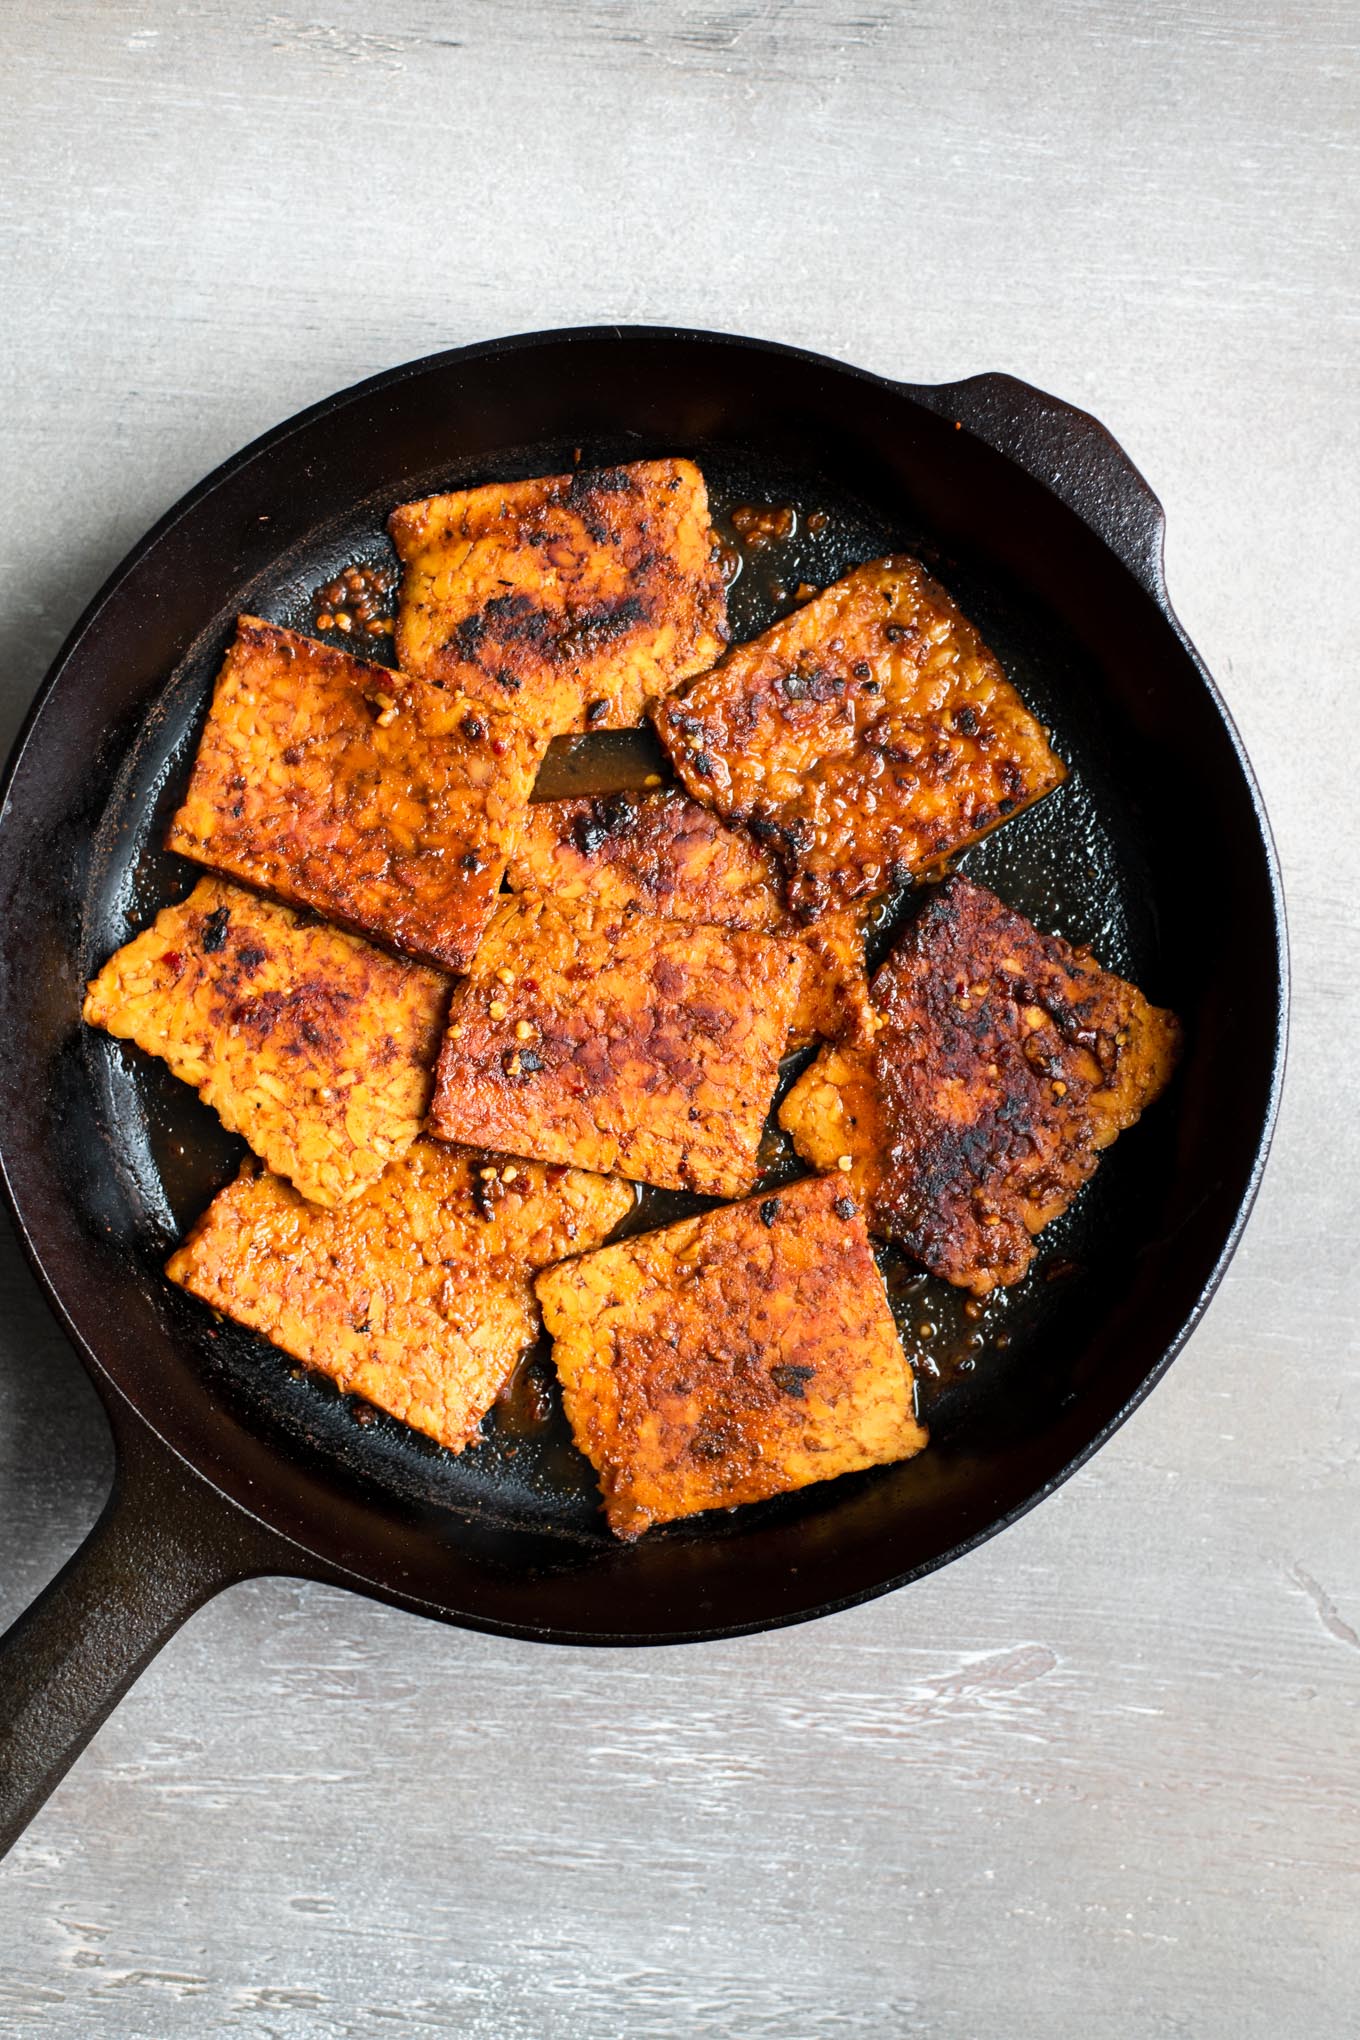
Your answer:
[83,878,448,1207]
[428,893,803,1197]
[536,1172,927,1538]
[166,617,543,972]
[782,877,1180,1292]
[508,789,870,1048]
[167,1143,633,1453]
[389,459,728,739]
[653,556,1066,918]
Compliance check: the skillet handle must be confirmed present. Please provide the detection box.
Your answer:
[0,1422,288,1858]
[910,371,1170,600]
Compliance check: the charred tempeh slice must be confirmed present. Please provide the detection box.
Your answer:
[654,556,1065,919]
[782,876,1181,1292]
[428,893,803,1197]
[536,1172,927,1538]
[83,878,448,1207]
[167,1143,633,1454]
[166,617,543,972]
[389,459,728,739]
[507,787,870,1048]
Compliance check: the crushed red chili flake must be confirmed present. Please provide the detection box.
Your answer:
[312,560,395,641]
[730,502,796,548]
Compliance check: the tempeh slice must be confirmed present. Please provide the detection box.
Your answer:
[168,1142,633,1452]
[83,878,448,1207]
[654,556,1065,919]
[507,788,869,1048]
[536,1172,927,1538]
[781,876,1180,1292]
[429,893,803,1197]
[166,617,543,972]
[390,459,727,739]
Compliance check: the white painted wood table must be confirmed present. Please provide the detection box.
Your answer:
[1,5,1355,2034]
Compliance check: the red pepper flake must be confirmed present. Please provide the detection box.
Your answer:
[731,503,795,546]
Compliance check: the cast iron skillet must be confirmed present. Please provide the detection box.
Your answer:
[0,328,1286,1856]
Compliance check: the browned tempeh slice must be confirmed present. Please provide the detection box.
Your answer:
[389,459,728,740]
[166,617,543,972]
[782,876,1180,1292]
[654,556,1065,919]
[507,788,870,1049]
[83,878,448,1207]
[167,1143,633,1453]
[536,1172,927,1538]
[428,893,803,1197]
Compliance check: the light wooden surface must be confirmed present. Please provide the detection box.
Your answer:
[1,4,1356,2033]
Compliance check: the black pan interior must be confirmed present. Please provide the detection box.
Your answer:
[0,334,1284,1639]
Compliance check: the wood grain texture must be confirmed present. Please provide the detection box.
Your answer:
[0,2,1356,2034]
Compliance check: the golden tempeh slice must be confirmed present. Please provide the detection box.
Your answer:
[83,878,448,1207]
[783,876,1181,1293]
[507,788,870,1048]
[654,556,1066,919]
[791,911,871,1049]
[167,1143,633,1453]
[389,458,728,739]
[779,1038,884,1186]
[536,1172,927,1538]
[428,893,803,1197]
[166,617,544,972]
